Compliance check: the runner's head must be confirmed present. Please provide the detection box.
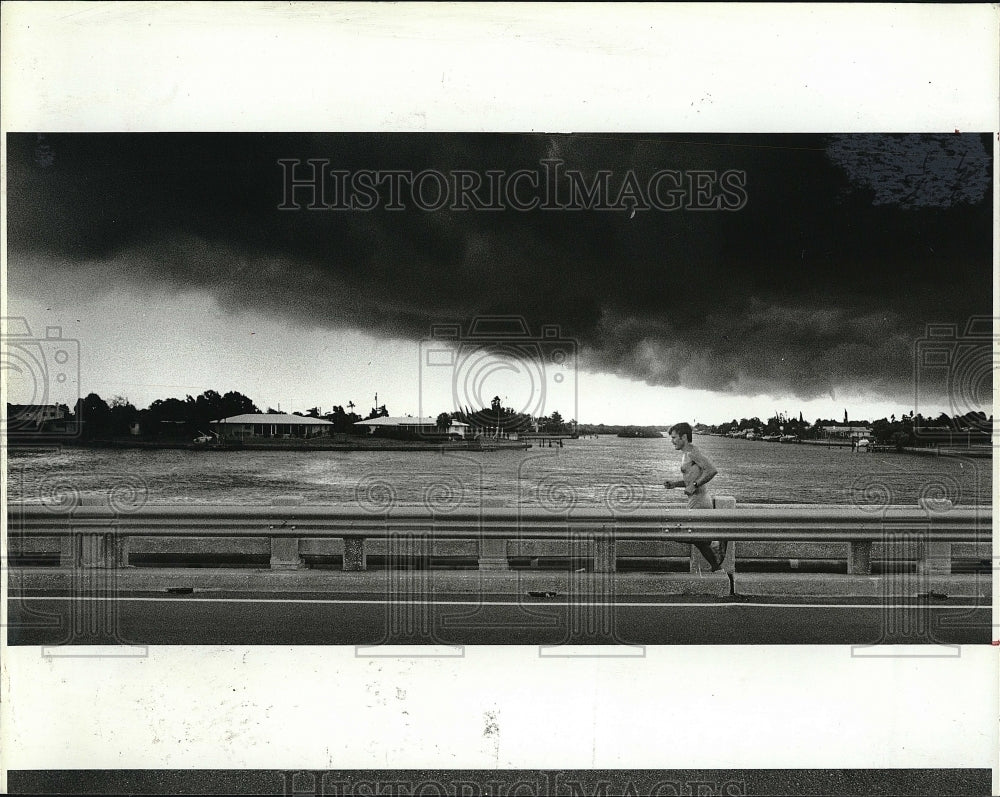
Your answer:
[668,422,693,444]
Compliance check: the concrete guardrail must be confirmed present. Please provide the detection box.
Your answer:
[6,496,990,580]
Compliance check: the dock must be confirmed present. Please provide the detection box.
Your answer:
[519,433,576,448]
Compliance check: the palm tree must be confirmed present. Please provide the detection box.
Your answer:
[491,396,502,437]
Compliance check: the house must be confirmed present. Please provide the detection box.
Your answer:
[819,424,873,439]
[353,416,470,437]
[446,419,471,437]
[213,413,333,439]
[6,403,73,433]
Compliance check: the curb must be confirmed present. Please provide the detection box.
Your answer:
[7,567,990,600]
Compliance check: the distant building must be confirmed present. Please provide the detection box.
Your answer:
[820,424,873,438]
[214,413,333,439]
[354,416,470,437]
[6,403,71,433]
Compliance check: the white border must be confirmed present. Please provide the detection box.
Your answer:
[2,2,997,133]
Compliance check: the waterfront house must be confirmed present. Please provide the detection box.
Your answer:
[353,416,470,438]
[819,424,873,439]
[6,403,73,433]
[214,413,333,439]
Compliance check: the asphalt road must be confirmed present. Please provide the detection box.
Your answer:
[7,592,993,645]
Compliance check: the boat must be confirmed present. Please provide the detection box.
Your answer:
[187,439,244,450]
[761,434,781,442]
[779,435,799,443]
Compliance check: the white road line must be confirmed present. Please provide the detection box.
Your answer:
[9,596,988,610]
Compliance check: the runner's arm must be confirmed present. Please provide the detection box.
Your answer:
[688,449,718,489]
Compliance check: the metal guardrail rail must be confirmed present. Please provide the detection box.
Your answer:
[6,498,991,576]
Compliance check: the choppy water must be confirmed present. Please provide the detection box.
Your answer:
[5,436,992,508]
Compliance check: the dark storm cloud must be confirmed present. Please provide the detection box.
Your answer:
[7,133,992,401]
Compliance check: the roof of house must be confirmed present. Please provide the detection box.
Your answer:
[354,417,471,428]
[7,404,65,417]
[354,416,440,427]
[217,413,332,425]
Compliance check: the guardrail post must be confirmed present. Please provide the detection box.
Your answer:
[594,529,616,573]
[691,496,738,573]
[343,536,366,571]
[848,541,872,575]
[921,541,953,576]
[688,536,701,573]
[116,535,130,567]
[270,497,304,570]
[269,538,302,570]
[77,532,113,569]
[75,494,116,569]
[478,539,509,571]
[918,498,953,577]
[713,495,737,573]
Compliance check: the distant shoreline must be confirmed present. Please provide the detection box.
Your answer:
[5,437,531,452]
[7,435,991,458]
[712,436,992,458]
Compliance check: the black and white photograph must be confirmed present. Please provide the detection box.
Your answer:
[5,128,995,645]
[2,3,997,796]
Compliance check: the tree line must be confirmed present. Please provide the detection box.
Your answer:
[10,390,575,441]
[707,410,991,448]
[65,390,263,440]
[69,390,400,440]
[20,390,984,449]
[437,398,572,436]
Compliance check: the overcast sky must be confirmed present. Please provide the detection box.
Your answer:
[6,132,993,424]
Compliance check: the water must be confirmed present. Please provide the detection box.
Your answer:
[6,436,991,508]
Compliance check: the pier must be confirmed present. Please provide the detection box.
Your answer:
[519,433,576,448]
